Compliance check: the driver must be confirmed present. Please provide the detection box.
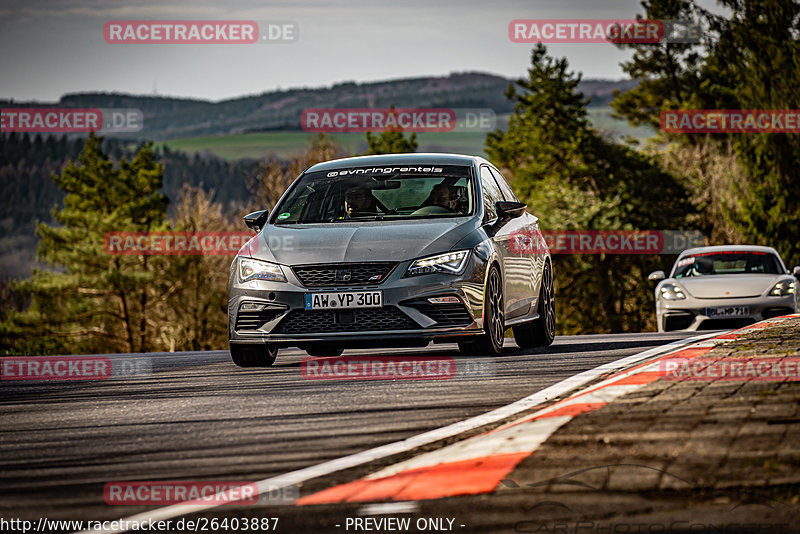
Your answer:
[344,186,378,218]
[428,184,458,210]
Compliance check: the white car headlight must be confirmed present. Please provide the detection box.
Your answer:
[659,283,686,300]
[769,279,796,296]
[239,258,286,283]
[406,250,470,277]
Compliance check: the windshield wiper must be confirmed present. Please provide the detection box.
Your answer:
[338,215,387,221]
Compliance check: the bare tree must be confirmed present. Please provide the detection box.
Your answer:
[248,134,346,210]
[154,184,236,351]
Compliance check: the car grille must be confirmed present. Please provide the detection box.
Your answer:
[275,307,418,334]
[762,307,794,319]
[291,262,396,287]
[235,309,285,330]
[664,312,694,331]
[406,302,474,327]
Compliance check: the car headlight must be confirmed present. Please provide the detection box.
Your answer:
[239,258,286,283]
[769,279,796,296]
[406,250,470,277]
[659,283,686,300]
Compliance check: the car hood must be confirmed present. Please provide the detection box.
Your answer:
[249,218,479,265]
[674,274,784,298]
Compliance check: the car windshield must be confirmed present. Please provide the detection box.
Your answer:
[673,251,783,278]
[272,165,474,224]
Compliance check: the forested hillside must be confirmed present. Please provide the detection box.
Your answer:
[1,73,635,140]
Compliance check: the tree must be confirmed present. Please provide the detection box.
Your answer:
[364,107,418,154]
[365,130,418,154]
[486,44,691,334]
[1,134,169,354]
[610,0,708,129]
[703,0,800,266]
[611,0,800,266]
[156,185,233,352]
[248,134,345,211]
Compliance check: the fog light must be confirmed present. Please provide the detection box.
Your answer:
[240,302,266,311]
[427,296,461,305]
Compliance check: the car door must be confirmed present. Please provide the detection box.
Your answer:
[488,166,540,318]
[479,165,528,320]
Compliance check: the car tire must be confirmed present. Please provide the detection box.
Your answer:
[305,346,345,357]
[459,264,504,356]
[230,344,278,367]
[513,260,556,348]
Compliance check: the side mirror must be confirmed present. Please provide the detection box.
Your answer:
[243,210,269,233]
[495,201,526,227]
[793,266,800,278]
[648,270,666,282]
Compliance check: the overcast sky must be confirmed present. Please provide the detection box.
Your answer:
[0,0,718,102]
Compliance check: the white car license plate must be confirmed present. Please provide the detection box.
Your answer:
[706,306,749,318]
[305,291,382,310]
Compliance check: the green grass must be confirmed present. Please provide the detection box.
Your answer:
[156,131,491,161]
[587,108,658,142]
[156,133,364,160]
[156,107,657,161]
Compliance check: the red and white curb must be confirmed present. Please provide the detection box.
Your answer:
[78,325,794,533]
[297,315,799,505]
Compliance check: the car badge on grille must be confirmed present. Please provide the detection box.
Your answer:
[335,269,352,282]
[368,274,382,281]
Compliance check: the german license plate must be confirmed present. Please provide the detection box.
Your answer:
[706,306,749,318]
[304,291,382,310]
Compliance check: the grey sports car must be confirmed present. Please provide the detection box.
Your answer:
[227,153,555,366]
[649,245,799,332]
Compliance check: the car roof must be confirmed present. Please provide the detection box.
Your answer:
[306,153,488,172]
[677,245,781,257]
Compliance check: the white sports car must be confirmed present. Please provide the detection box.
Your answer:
[649,245,799,332]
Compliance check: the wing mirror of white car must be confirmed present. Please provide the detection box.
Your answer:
[648,270,666,282]
[244,209,270,233]
[793,266,800,278]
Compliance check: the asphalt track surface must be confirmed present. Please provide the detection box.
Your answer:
[0,332,703,532]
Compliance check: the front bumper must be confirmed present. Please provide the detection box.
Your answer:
[656,294,797,332]
[228,255,489,348]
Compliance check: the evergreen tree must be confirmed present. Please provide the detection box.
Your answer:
[1,134,169,354]
[704,0,800,265]
[486,45,691,334]
[365,107,418,154]
[610,0,707,129]
[611,0,800,266]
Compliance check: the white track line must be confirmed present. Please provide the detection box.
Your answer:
[78,332,720,534]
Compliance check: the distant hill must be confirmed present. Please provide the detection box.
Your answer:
[1,73,637,141]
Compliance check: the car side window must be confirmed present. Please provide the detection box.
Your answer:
[489,167,518,202]
[480,166,504,221]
